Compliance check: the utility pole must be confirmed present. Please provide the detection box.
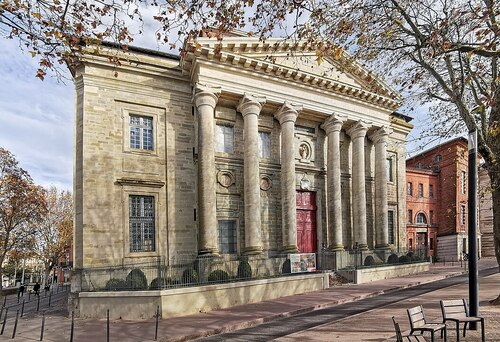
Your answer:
[468,130,479,328]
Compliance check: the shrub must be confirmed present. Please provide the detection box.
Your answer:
[411,254,421,262]
[282,259,291,274]
[237,260,252,279]
[150,277,168,290]
[208,269,230,283]
[364,255,375,266]
[182,269,199,284]
[105,278,127,291]
[387,254,399,264]
[126,269,148,290]
[399,255,411,263]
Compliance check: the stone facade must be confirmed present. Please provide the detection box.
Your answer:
[71,36,412,293]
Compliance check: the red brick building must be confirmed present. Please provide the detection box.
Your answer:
[406,168,438,258]
[406,137,482,261]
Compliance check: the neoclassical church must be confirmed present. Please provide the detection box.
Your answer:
[72,32,412,292]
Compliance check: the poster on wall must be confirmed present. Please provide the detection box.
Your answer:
[289,253,316,273]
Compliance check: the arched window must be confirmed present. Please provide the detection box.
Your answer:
[416,213,427,224]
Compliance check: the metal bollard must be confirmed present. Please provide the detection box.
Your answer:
[48,292,52,308]
[2,296,6,307]
[1,307,8,335]
[21,300,25,317]
[70,311,74,342]
[28,292,31,301]
[106,309,110,342]
[11,309,19,339]
[155,305,159,341]
[40,312,45,341]
[37,295,40,312]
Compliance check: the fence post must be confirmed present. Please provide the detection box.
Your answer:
[40,311,45,341]
[11,309,19,339]
[1,307,8,335]
[21,299,25,317]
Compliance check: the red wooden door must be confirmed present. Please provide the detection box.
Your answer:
[296,191,317,253]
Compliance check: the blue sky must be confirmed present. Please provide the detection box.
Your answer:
[0,35,430,192]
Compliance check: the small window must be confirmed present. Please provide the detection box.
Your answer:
[461,205,466,224]
[218,220,237,254]
[416,162,423,169]
[429,184,434,198]
[386,159,393,182]
[429,210,434,225]
[129,195,155,252]
[388,210,395,244]
[215,125,234,153]
[258,131,271,158]
[130,115,153,151]
[407,182,413,196]
[418,183,424,197]
[461,171,466,194]
[434,154,442,163]
[408,209,413,224]
[416,212,427,224]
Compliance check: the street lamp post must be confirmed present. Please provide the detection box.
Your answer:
[468,130,479,329]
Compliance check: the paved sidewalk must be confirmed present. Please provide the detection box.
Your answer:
[1,258,498,342]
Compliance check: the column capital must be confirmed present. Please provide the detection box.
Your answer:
[237,93,266,117]
[369,126,393,144]
[194,83,221,109]
[321,113,347,134]
[347,120,371,140]
[274,101,302,124]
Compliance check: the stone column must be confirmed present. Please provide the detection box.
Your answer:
[194,84,221,255]
[321,114,347,251]
[347,120,370,250]
[237,94,266,255]
[275,101,302,253]
[370,126,392,249]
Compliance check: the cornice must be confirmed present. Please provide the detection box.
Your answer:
[183,38,402,110]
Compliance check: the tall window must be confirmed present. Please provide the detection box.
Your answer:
[218,220,237,254]
[258,131,271,158]
[129,196,155,252]
[215,125,234,153]
[429,184,434,198]
[386,159,393,182]
[418,183,424,197]
[408,209,413,224]
[388,211,395,244]
[416,212,427,224]
[461,171,466,194]
[429,210,434,225]
[407,182,413,196]
[461,205,466,224]
[130,115,153,150]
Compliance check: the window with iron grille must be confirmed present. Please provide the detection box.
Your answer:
[215,125,234,153]
[258,131,271,158]
[461,204,466,224]
[130,115,153,151]
[408,209,413,223]
[388,210,395,244]
[418,183,424,197]
[129,196,155,252]
[429,184,434,198]
[218,220,237,254]
[461,171,466,194]
[416,212,427,224]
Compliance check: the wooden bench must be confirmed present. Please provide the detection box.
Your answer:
[440,299,485,342]
[407,305,447,342]
[392,316,427,341]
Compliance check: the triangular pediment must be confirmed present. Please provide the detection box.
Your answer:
[183,36,402,109]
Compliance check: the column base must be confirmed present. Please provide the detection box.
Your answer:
[329,244,345,251]
[375,244,391,250]
[281,245,299,254]
[358,243,369,251]
[198,248,219,257]
[243,246,263,255]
